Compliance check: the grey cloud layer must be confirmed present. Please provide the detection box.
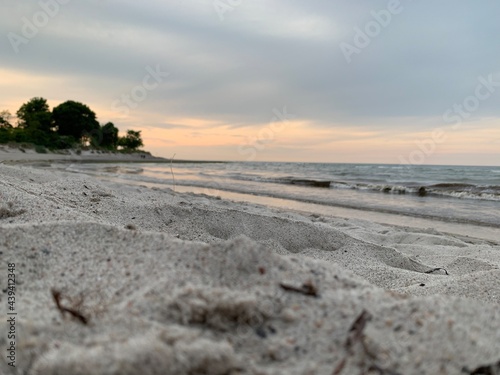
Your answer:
[2,0,500,129]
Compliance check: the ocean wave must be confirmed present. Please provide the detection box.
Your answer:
[66,163,500,203]
[101,166,144,174]
[287,178,331,188]
[355,183,500,201]
[227,175,500,201]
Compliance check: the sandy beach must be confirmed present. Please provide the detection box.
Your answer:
[0,145,167,164]
[0,155,499,374]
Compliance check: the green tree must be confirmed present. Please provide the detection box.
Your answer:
[16,97,52,132]
[0,110,13,143]
[99,122,119,149]
[52,135,77,149]
[0,110,13,128]
[0,128,11,143]
[118,130,143,151]
[53,101,99,142]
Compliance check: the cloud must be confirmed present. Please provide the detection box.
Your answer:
[160,123,194,130]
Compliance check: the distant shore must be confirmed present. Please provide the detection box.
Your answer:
[0,144,161,163]
[0,144,225,164]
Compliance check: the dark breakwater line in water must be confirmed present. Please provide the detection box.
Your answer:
[288,179,331,188]
[223,174,500,202]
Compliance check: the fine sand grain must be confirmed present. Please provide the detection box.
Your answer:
[0,163,499,375]
[0,145,165,163]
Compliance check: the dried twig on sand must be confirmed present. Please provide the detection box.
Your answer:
[51,288,89,325]
[345,309,372,351]
[279,280,318,297]
[170,153,176,192]
[425,267,449,275]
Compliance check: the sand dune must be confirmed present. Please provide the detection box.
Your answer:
[0,164,499,374]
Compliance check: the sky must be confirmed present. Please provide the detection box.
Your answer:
[1,0,500,165]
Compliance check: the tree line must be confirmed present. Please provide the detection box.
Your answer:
[0,97,143,151]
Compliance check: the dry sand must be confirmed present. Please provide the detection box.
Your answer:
[0,161,499,374]
[0,144,165,163]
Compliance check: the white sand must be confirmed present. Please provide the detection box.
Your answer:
[0,144,165,163]
[0,162,499,375]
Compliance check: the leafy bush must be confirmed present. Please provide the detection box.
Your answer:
[35,145,48,153]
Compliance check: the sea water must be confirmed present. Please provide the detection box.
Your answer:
[63,162,500,241]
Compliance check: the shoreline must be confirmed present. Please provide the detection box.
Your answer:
[0,145,227,164]
[5,149,496,242]
[172,184,500,243]
[91,175,500,243]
